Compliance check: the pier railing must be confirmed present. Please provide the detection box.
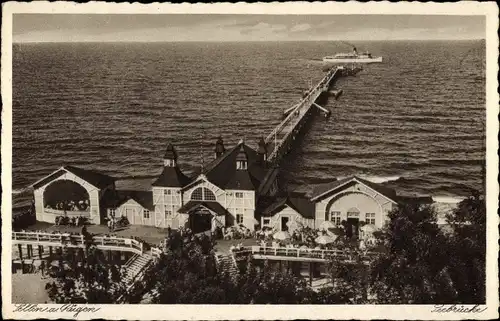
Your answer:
[264,67,341,162]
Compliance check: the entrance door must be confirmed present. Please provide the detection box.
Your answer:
[281,217,289,231]
[346,218,359,239]
[189,210,212,234]
[125,208,134,225]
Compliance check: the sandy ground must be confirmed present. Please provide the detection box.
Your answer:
[11,272,52,303]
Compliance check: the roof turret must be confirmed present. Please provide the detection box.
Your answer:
[236,144,248,162]
[164,143,178,161]
[214,136,225,157]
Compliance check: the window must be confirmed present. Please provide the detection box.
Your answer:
[164,159,175,167]
[347,208,360,218]
[236,161,247,170]
[164,205,172,218]
[236,213,244,225]
[144,209,150,219]
[164,189,172,195]
[329,211,341,225]
[365,213,376,225]
[263,218,270,226]
[204,188,216,201]
[191,188,203,200]
[235,192,244,198]
[191,187,216,201]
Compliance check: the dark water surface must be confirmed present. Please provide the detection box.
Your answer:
[12,41,485,198]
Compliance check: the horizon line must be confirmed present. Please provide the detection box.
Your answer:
[13,38,486,44]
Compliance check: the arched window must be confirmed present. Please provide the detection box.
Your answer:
[203,188,216,201]
[191,188,203,200]
[191,187,216,202]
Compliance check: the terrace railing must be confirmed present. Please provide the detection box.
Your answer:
[13,231,144,255]
[13,231,168,259]
[231,245,378,263]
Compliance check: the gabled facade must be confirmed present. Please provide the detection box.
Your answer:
[259,177,400,235]
[310,176,398,230]
[31,165,116,224]
[260,193,315,232]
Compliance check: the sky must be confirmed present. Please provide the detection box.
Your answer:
[13,14,486,43]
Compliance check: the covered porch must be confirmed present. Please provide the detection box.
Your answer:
[178,201,228,234]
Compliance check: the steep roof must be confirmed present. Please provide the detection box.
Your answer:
[310,176,397,202]
[103,190,154,211]
[152,166,191,188]
[202,141,268,191]
[32,165,115,190]
[261,192,315,219]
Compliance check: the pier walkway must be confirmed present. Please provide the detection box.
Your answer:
[264,66,346,163]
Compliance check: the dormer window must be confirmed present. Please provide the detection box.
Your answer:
[236,144,248,170]
[164,159,176,167]
[236,160,247,170]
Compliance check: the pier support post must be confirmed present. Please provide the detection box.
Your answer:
[26,245,32,259]
[18,244,23,260]
[38,245,43,260]
[49,246,53,259]
[309,262,313,286]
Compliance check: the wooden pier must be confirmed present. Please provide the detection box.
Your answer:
[264,66,357,164]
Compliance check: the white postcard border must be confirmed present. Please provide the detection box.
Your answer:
[2,1,499,320]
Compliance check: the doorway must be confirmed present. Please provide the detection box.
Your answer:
[189,210,212,234]
[281,217,289,231]
[125,208,134,225]
[346,218,359,239]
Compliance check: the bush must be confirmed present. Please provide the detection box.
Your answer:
[77,216,89,226]
[117,216,130,228]
[60,216,70,225]
[12,211,36,230]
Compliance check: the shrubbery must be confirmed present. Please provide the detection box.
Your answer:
[55,215,89,226]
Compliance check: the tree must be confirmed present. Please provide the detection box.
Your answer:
[144,230,319,304]
[369,202,456,303]
[326,255,369,304]
[236,259,311,304]
[45,245,128,303]
[144,230,238,304]
[445,190,486,303]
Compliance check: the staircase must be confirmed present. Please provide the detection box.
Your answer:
[123,253,153,284]
[215,253,239,277]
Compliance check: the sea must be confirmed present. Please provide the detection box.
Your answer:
[12,40,486,205]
